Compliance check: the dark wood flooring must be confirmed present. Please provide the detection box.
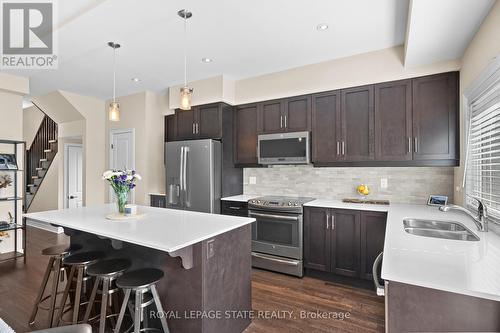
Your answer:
[0,227,384,333]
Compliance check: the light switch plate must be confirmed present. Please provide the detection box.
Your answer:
[380,178,388,189]
[207,239,215,259]
[249,176,257,185]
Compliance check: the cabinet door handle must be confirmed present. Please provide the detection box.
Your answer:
[326,213,330,229]
[337,141,340,155]
[341,141,345,156]
[331,215,335,230]
[192,123,195,134]
[280,115,283,129]
[408,137,411,153]
[196,123,199,134]
[414,137,418,153]
[284,115,287,129]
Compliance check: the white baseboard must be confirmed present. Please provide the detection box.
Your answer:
[26,219,64,234]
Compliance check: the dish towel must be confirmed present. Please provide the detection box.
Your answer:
[0,318,15,333]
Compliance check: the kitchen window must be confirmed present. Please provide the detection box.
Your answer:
[465,56,500,223]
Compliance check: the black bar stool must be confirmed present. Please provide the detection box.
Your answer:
[83,258,131,333]
[115,268,170,333]
[56,251,105,326]
[29,244,82,328]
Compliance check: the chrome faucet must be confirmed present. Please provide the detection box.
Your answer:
[439,196,488,232]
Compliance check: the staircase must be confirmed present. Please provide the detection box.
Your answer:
[26,113,58,210]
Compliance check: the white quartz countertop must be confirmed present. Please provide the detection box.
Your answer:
[24,204,255,253]
[304,199,500,302]
[221,194,257,202]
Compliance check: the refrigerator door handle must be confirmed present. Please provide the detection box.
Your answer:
[184,146,190,207]
[179,146,185,206]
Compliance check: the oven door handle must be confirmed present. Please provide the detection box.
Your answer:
[252,252,299,266]
[248,212,299,221]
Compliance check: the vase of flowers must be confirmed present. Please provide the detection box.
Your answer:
[102,170,141,214]
[0,174,13,198]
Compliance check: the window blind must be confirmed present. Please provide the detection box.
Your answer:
[465,63,500,222]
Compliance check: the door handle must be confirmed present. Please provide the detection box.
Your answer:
[248,212,299,221]
[414,137,418,153]
[195,123,199,134]
[69,195,77,199]
[192,123,195,134]
[337,141,340,156]
[179,146,184,203]
[280,116,283,129]
[331,215,335,230]
[183,146,190,207]
[284,115,287,129]
[326,213,330,229]
[341,141,345,156]
[252,252,300,266]
[408,137,412,153]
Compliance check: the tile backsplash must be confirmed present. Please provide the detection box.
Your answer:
[243,165,455,204]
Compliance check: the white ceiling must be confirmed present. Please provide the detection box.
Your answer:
[5,0,410,100]
[404,0,495,68]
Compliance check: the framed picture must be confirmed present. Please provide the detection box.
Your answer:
[0,154,17,170]
[427,195,448,207]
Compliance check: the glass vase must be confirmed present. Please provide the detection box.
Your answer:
[116,190,129,214]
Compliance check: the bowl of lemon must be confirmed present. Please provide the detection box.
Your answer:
[357,184,370,196]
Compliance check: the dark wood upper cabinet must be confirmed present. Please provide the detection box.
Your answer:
[331,209,361,278]
[197,103,222,139]
[283,95,311,132]
[259,99,285,134]
[374,80,412,161]
[311,91,341,163]
[304,207,331,272]
[175,108,196,140]
[359,211,387,280]
[340,85,375,161]
[164,114,176,142]
[412,72,459,161]
[234,104,259,166]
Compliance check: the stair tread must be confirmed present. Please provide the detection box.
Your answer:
[48,139,57,143]
[44,149,52,153]
[35,167,44,171]
[40,159,47,162]
[27,184,37,187]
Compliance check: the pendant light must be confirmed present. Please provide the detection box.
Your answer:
[178,9,193,110]
[108,41,121,121]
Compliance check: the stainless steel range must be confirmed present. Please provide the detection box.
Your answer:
[248,196,315,277]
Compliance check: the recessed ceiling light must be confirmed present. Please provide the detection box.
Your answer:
[131,77,141,82]
[201,58,213,63]
[316,23,329,31]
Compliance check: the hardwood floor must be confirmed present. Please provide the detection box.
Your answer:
[0,227,384,332]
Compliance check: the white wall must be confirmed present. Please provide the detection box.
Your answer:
[23,106,44,148]
[454,0,500,205]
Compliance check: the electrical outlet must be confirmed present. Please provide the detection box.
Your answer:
[249,176,257,185]
[380,178,388,189]
[207,239,215,259]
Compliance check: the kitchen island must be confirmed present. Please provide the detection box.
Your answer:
[24,204,255,333]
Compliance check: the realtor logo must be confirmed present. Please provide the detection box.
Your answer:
[1,1,57,69]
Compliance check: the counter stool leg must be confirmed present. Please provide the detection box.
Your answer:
[134,291,142,333]
[83,276,100,323]
[72,267,84,324]
[114,289,131,333]
[47,257,62,327]
[99,278,110,333]
[57,265,76,325]
[151,285,169,333]
[29,256,55,325]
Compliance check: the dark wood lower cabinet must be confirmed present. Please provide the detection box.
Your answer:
[304,207,386,281]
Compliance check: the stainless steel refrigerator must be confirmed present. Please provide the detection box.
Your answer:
[165,139,221,213]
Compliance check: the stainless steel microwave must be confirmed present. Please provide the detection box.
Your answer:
[258,131,310,165]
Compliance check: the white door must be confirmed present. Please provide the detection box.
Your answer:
[109,129,135,202]
[66,144,83,208]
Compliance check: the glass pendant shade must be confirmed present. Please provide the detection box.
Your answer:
[180,86,193,110]
[109,101,120,121]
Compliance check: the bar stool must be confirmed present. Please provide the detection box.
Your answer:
[83,258,131,333]
[29,244,82,328]
[56,251,105,326]
[115,268,170,333]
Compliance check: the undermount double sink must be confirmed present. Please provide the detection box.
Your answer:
[403,218,480,241]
